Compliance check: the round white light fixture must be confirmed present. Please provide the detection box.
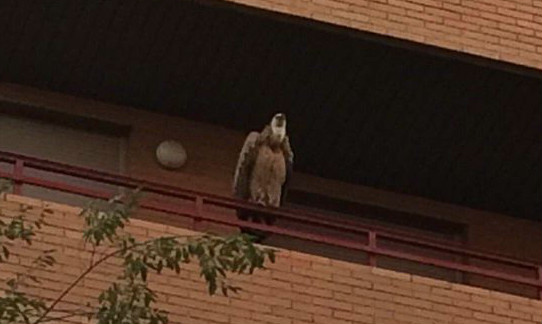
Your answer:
[156,140,187,169]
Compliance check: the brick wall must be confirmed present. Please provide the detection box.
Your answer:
[1,193,541,324]
[222,0,542,70]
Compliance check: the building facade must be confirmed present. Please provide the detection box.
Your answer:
[0,0,541,323]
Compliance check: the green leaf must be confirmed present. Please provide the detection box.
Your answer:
[141,266,148,282]
[2,245,9,259]
[268,251,275,263]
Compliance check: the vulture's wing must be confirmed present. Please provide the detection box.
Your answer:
[233,131,259,200]
[280,135,294,207]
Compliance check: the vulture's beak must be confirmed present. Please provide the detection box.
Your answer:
[274,113,286,127]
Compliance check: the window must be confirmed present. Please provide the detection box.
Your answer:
[0,103,129,206]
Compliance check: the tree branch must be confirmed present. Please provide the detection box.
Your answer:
[38,310,96,323]
[32,235,192,324]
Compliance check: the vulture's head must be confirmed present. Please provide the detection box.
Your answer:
[270,113,287,140]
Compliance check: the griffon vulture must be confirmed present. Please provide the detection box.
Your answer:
[233,113,294,239]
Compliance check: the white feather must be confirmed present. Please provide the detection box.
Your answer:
[271,119,286,141]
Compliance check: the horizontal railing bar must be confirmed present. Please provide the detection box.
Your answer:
[379,232,538,269]
[0,172,116,201]
[377,247,542,288]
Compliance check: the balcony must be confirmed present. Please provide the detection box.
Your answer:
[1,150,540,303]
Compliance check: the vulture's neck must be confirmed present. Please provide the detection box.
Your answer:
[271,125,286,141]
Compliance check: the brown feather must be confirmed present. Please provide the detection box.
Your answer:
[250,144,286,207]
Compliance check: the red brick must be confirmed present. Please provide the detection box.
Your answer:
[463,30,499,43]
[368,2,406,16]
[388,0,424,12]
[494,307,532,321]
[353,305,375,316]
[332,274,371,289]
[189,291,229,305]
[373,282,412,297]
[371,268,411,281]
[426,22,462,35]
[272,307,313,321]
[484,42,520,54]
[293,284,332,298]
[497,7,533,21]
[332,9,370,23]
[312,0,349,10]
[517,20,542,32]
[392,279,430,293]
[272,270,311,285]
[519,35,542,48]
[481,26,518,39]
[312,278,352,293]
[418,309,453,322]
[443,3,483,16]
[512,319,540,324]
[511,303,542,317]
[432,287,470,300]
[271,288,312,303]
[407,9,444,23]
[254,313,292,324]
[480,12,516,25]
[463,15,499,28]
[255,277,292,290]
[473,312,513,324]
[408,0,443,8]
[516,4,541,15]
[312,263,351,276]
[42,201,81,215]
[477,0,515,9]
[453,299,492,313]
[231,299,272,313]
[394,312,426,323]
[314,315,353,324]
[462,0,496,13]
[335,292,375,307]
[369,17,408,31]
[334,310,373,323]
[313,297,353,311]
[393,295,432,309]
[253,294,292,308]
[433,304,473,317]
[292,267,332,280]
[389,13,424,26]
[425,7,461,20]
[293,302,333,316]
[290,251,330,265]
[500,38,537,51]
[411,275,452,288]
[6,194,43,207]
[352,270,392,285]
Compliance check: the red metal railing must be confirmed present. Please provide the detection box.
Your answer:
[0,150,541,299]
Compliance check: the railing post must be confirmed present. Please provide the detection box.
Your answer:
[13,159,24,195]
[368,231,377,267]
[193,196,203,231]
